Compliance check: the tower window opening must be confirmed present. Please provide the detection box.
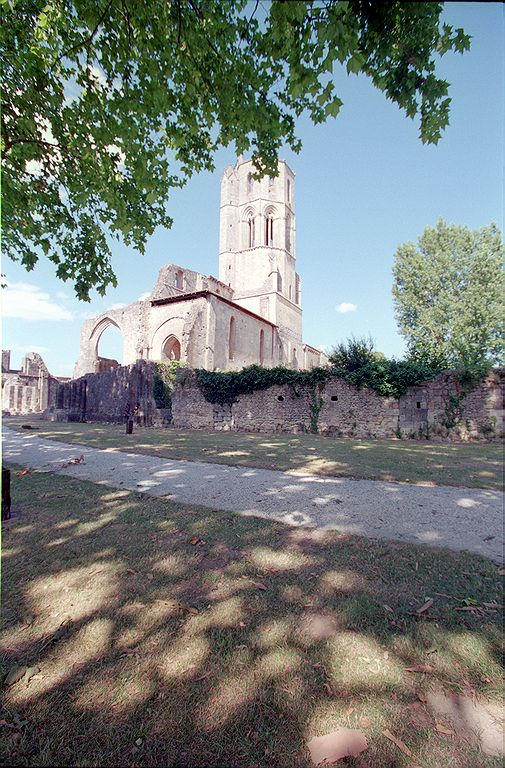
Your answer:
[175,269,184,290]
[265,215,274,246]
[248,216,255,248]
[295,274,301,305]
[247,173,253,194]
[287,179,291,201]
[277,271,283,294]
[285,214,291,253]
[259,329,265,366]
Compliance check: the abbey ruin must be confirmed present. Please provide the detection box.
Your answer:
[74,158,326,378]
[3,158,503,440]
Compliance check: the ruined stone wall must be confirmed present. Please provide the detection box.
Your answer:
[44,361,161,424]
[171,368,504,440]
[46,362,504,440]
[1,352,60,415]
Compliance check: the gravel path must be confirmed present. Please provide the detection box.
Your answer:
[3,427,504,562]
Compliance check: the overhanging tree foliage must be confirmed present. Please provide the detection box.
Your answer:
[2,0,470,299]
[392,220,504,369]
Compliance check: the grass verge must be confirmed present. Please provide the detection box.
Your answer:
[1,466,503,767]
[4,417,504,491]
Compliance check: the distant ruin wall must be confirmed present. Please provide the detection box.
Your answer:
[2,352,61,415]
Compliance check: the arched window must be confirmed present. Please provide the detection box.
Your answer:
[295,274,301,305]
[265,214,274,246]
[259,329,265,366]
[248,215,255,248]
[287,178,291,202]
[175,269,184,290]
[228,317,235,360]
[292,347,298,370]
[247,173,253,194]
[277,271,283,293]
[162,336,181,361]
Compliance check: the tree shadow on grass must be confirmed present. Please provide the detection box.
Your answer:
[1,468,503,767]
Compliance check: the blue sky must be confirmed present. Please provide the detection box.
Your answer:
[3,2,504,377]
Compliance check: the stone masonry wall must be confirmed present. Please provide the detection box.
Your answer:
[43,361,165,425]
[46,364,504,440]
[171,368,504,440]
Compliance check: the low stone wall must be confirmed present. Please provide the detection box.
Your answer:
[171,368,504,440]
[46,364,504,440]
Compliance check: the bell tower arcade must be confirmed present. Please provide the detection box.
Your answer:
[218,157,302,355]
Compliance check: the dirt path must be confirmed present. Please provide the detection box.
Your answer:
[3,427,504,562]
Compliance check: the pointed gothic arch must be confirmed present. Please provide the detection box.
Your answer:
[264,205,276,246]
[162,335,181,361]
[89,316,124,370]
[242,206,257,249]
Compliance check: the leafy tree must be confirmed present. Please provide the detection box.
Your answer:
[328,335,376,371]
[392,220,504,369]
[2,0,470,299]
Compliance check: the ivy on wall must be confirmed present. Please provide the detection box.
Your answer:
[195,366,329,406]
[194,361,451,406]
[153,360,186,409]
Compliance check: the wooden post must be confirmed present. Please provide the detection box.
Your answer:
[2,468,11,521]
[126,419,133,434]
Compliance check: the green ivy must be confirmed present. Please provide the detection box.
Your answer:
[195,366,329,406]
[195,361,448,406]
[194,361,489,407]
[153,360,186,409]
[309,386,323,434]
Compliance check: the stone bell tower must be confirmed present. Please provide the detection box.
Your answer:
[218,157,302,355]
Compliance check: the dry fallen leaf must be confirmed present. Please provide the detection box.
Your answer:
[435,723,455,737]
[4,665,40,687]
[414,598,434,616]
[16,467,33,477]
[253,582,267,591]
[383,604,394,613]
[190,536,201,545]
[4,666,29,686]
[307,728,368,765]
[382,729,414,759]
[359,717,372,729]
[405,664,434,674]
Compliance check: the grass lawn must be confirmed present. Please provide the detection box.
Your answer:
[1,467,503,767]
[4,417,504,491]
